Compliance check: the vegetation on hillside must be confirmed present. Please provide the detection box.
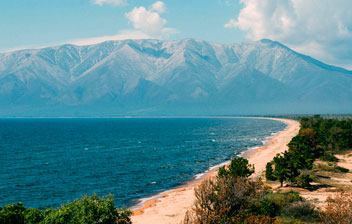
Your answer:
[183,157,320,224]
[184,116,352,223]
[267,115,352,187]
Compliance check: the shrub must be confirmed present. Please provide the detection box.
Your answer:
[295,170,315,188]
[321,191,352,224]
[218,157,254,178]
[266,191,302,208]
[320,153,339,162]
[0,194,131,224]
[316,164,349,173]
[336,166,349,173]
[280,201,318,220]
[0,203,26,224]
[243,214,278,224]
[116,208,133,224]
[183,176,259,223]
[249,200,279,218]
[43,194,128,224]
[248,190,303,219]
[24,208,44,224]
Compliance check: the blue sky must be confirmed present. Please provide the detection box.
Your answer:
[0,0,245,50]
[1,0,352,69]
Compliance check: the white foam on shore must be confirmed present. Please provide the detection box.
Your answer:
[130,191,171,210]
[130,121,289,211]
[130,134,277,210]
[193,160,232,180]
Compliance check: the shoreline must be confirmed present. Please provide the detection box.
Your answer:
[131,117,300,224]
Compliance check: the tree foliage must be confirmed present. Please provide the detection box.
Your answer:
[183,176,313,224]
[268,117,352,187]
[218,157,254,178]
[265,162,276,181]
[0,194,131,224]
[183,154,320,224]
[183,176,269,224]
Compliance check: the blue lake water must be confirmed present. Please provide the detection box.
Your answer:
[0,118,286,209]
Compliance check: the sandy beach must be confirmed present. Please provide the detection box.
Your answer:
[131,118,300,224]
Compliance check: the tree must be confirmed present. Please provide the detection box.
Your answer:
[0,194,132,224]
[183,176,261,224]
[43,194,129,224]
[273,154,287,187]
[218,157,254,178]
[265,162,276,181]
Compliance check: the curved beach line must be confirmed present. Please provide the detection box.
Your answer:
[131,117,300,224]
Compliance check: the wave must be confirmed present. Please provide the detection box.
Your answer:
[130,130,281,210]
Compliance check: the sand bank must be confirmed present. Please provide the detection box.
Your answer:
[131,118,300,224]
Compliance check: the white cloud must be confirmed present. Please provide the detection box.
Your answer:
[93,0,126,6]
[224,18,237,29]
[150,1,166,13]
[69,31,151,46]
[2,1,175,52]
[226,0,352,69]
[124,2,177,39]
[2,31,151,52]
[72,1,176,46]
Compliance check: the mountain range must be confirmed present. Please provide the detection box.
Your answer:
[0,38,351,116]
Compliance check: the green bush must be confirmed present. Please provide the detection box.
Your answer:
[249,200,279,218]
[267,191,302,208]
[116,208,133,224]
[0,203,26,224]
[336,166,349,173]
[0,194,131,224]
[295,170,315,188]
[320,153,339,162]
[183,176,260,223]
[218,157,254,178]
[248,190,303,219]
[316,164,349,173]
[43,194,129,224]
[24,208,44,224]
[280,201,320,222]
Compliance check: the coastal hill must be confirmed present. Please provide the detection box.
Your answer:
[0,39,351,116]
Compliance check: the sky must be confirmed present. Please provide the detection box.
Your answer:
[1,0,352,69]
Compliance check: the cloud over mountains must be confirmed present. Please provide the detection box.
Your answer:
[93,0,126,6]
[225,0,352,69]
[72,1,176,46]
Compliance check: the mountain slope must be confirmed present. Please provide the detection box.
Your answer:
[0,38,351,116]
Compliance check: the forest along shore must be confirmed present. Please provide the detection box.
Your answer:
[131,118,300,224]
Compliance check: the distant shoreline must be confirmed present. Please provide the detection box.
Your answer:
[131,117,300,223]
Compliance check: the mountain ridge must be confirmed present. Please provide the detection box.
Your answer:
[0,38,351,116]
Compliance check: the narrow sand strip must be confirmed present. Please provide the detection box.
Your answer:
[131,118,300,224]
